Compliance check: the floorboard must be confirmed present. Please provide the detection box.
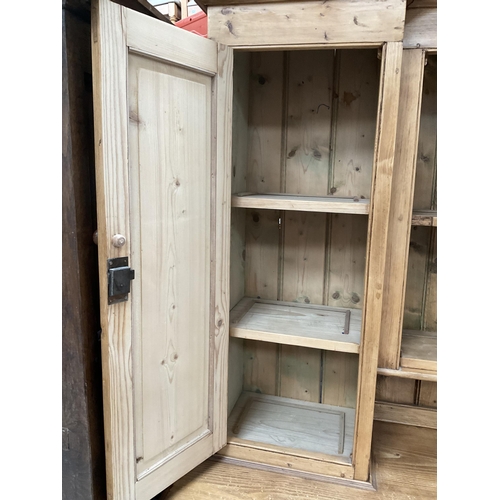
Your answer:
[164,421,436,499]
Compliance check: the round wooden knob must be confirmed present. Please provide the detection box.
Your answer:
[112,234,126,248]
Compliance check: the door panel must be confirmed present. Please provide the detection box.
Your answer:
[91,1,232,498]
[129,54,212,475]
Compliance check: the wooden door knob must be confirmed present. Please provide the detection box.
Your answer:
[112,234,126,248]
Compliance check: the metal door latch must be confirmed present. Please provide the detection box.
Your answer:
[108,257,135,304]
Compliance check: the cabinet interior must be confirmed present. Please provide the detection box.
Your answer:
[227,48,382,465]
[402,54,437,373]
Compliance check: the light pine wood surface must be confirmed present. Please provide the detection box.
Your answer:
[403,8,437,50]
[165,421,437,499]
[230,297,361,353]
[352,42,402,481]
[232,193,370,214]
[400,330,437,373]
[227,392,355,460]
[378,49,426,369]
[92,1,232,497]
[207,0,405,47]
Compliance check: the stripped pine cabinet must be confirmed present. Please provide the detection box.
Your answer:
[90,0,423,497]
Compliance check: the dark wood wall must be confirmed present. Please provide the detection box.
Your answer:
[62,1,106,498]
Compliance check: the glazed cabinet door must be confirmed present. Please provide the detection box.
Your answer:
[91,1,232,498]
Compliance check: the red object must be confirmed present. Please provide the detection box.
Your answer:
[176,11,207,37]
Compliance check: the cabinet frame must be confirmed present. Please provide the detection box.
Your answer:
[213,39,403,481]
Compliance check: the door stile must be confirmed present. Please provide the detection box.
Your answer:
[91,0,135,498]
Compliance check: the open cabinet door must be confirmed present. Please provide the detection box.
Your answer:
[91,1,233,498]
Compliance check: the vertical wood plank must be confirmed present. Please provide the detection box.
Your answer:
[244,210,280,300]
[246,52,284,193]
[243,340,278,396]
[403,226,431,330]
[331,50,379,199]
[322,352,358,408]
[242,208,280,397]
[212,42,234,452]
[91,1,134,497]
[378,49,426,368]
[282,211,326,305]
[423,228,437,332]
[375,376,417,405]
[413,55,437,211]
[353,42,402,481]
[285,50,334,195]
[418,381,437,408]
[327,214,368,309]
[232,52,250,195]
[279,346,322,402]
[280,211,326,401]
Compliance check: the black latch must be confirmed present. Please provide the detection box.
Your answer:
[108,257,135,304]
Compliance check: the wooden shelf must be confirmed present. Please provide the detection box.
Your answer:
[400,330,437,374]
[227,392,355,462]
[411,210,437,227]
[230,297,361,353]
[232,193,370,215]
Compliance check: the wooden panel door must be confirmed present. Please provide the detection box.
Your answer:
[91,1,232,498]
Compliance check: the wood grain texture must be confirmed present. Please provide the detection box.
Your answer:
[93,2,232,496]
[168,421,436,499]
[418,381,437,408]
[322,352,359,409]
[282,211,326,305]
[403,9,437,49]
[230,298,361,353]
[126,8,217,75]
[374,402,436,429]
[413,55,437,211]
[246,51,284,194]
[375,376,416,405]
[129,54,212,474]
[212,42,234,452]
[63,8,105,498]
[244,209,280,299]
[400,330,437,373]
[327,214,368,309]
[218,443,354,480]
[232,193,370,214]
[280,345,322,402]
[353,42,403,481]
[243,340,279,396]
[207,0,405,47]
[423,228,437,332]
[91,1,134,496]
[377,367,437,382]
[285,50,333,195]
[227,392,355,460]
[404,226,431,330]
[332,50,379,199]
[378,49,425,369]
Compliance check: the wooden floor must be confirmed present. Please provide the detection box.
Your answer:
[165,421,436,499]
